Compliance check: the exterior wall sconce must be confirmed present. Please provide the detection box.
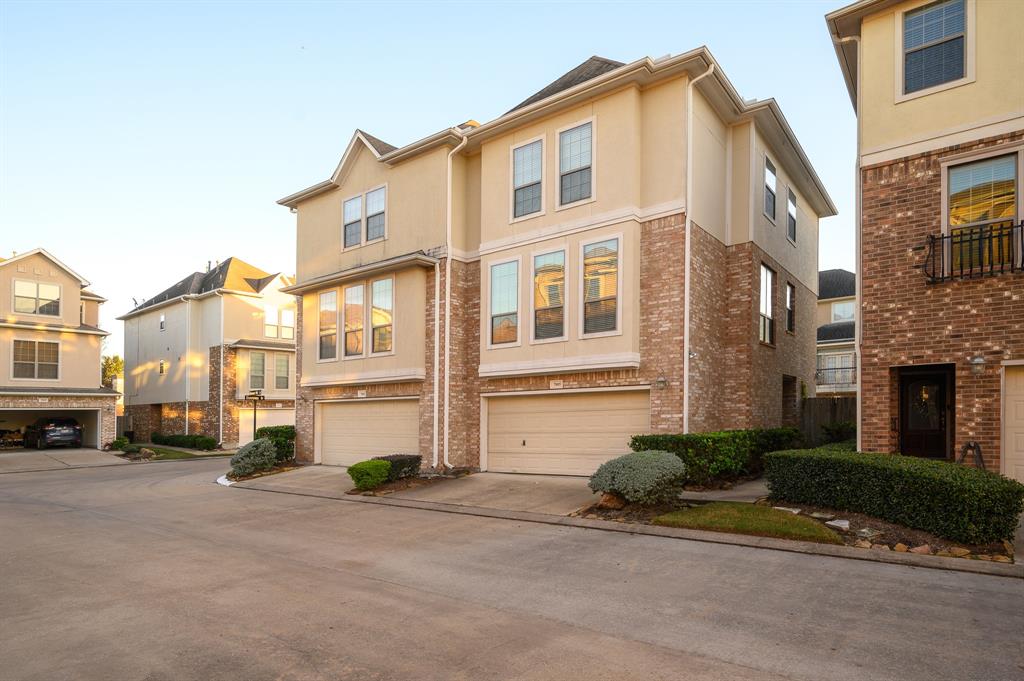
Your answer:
[654,376,668,390]
[969,355,986,376]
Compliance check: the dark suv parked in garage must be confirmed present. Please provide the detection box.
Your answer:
[24,418,83,449]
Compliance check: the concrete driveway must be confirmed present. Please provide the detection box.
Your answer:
[2,459,1022,681]
[0,447,127,474]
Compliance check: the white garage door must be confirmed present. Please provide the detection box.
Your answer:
[238,408,295,447]
[1005,367,1024,483]
[319,399,420,467]
[486,390,651,476]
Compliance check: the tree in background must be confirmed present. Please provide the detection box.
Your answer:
[102,355,124,388]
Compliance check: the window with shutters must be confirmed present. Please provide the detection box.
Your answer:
[559,121,593,207]
[512,138,543,219]
[581,237,619,336]
[532,250,565,342]
[12,340,59,379]
[490,260,519,346]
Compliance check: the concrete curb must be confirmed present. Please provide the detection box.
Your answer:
[231,479,1022,580]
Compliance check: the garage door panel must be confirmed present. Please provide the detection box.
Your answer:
[487,391,650,476]
[320,399,419,467]
[1005,367,1024,483]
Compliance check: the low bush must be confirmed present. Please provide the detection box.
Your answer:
[764,447,1024,544]
[372,454,421,482]
[630,427,802,485]
[229,438,277,478]
[151,432,217,451]
[348,459,392,491]
[256,425,296,463]
[589,451,687,505]
[821,421,856,443]
[122,444,142,454]
[111,436,129,451]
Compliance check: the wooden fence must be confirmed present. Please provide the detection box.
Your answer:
[800,395,856,447]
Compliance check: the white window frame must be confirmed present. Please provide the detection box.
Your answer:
[529,246,568,345]
[578,232,623,340]
[274,353,290,390]
[159,313,165,331]
[364,183,388,244]
[556,116,597,211]
[12,279,62,319]
[830,300,856,323]
[894,0,976,104]
[787,189,798,244]
[342,193,363,251]
[317,289,339,363]
[759,264,775,346]
[487,255,522,350]
[280,308,295,340]
[785,282,796,334]
[264,304,279,338]
[342,283,366,360]
[369,275,396,357]
[509,135,546,224]
[10,338,61,381]
[249,351,266,391]
[763,156,777,223]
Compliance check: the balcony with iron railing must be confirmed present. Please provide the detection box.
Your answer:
[924,221,1023,283]
[815,364,857,391]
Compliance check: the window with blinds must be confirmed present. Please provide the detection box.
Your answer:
[344,285,364,356]
[275,354,289,390]
[560,122,592,206]
[948,154,1017,269]
[533,251,565,340]
[490,261,519,344]
[366,187,386,241]
[319,290,338,360]
[513,140,542,218]
[371,278,393,353]
[583,238,618,335]
[13,340,59,379]
[903,0,965,94]
[250,352,265,390]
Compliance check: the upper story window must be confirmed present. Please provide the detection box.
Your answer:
[831,300,856,322]
[343,197,362,249]
[275,354,289,390]
[903,0,965,95]
[763,158,777,221]
[948,153,1018,269]
[490,260,519,345]
[371,278,393,354]
[344,284,364,357]
[366,187,386,241]
[280,309,295,340]
[250,351,266,390]
[759,264,775,345]
[513,140,543,218]
[13,340,58,379]
[14,280,60,316]
[582,238,618,335]
[533,250,565,341]
[318,290,338,361]
[159,359,166,375]
[786,283,796,333]
[559,122,592,206]
[787,190,798,243]
[80,303,84,324]
[159,313,165,331]
[264,304,279,338]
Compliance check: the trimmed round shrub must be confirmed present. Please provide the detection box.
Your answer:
[229,438,277,478]
[122,444,142,454]
[256,425,296,463]
[588,451,687,505]
[111,436,129,451]
[348,459,392,491]
[372,454,421,482]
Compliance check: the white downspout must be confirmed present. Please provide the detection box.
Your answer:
[184,296,191,435]
[682,61,715,434]
[217,292,225,446]
[431,260,441,469]
[443,130,469,469]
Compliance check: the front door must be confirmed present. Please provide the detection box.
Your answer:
[899,367,954,459]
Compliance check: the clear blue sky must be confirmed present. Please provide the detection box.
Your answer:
[0,0,856,357]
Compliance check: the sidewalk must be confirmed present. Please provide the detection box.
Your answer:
[680,478,768,503]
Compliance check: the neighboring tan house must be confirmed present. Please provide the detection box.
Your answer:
[120,258,297,447]
[278,48,836,476]
[815,269,857,394]
[0,249,117,447]
[827,0,1024,482]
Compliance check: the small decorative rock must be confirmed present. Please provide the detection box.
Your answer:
[854,540,872,549]
[597,492,627,510]
[870,544,891,551]
[1002,540,1015,557]
[893,543,908,552]
[809,512,835,520]
[140,448,156,457]
[585,513,599,519]
[909,544,932,555]
[975,554,993,561]
[825,519,850,531]
[772,506,801,515]
[856,528,882,540]
[947,547,970,558]
[991,555,1012,563]
[935,550,953,557]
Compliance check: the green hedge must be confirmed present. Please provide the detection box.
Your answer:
[348,460,391,491]
[151,432,217,451]
[256,425,295,463]
[372,454,421,481]
[630,427,802,485]
[764,447,1024,544]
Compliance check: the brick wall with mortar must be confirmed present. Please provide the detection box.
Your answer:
[3,394,117,447]
[687,221,730,432]
[859,130,1024,471]
[126,403,161,442]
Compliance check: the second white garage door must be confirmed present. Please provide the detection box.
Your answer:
[319,399,420,467]
[486,390,651,476]
[1005,367,1024,484]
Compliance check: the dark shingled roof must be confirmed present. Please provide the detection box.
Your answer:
[230,339,296,351]
[507,56,625,114]
[130,258,278,313]
[818,269,855,300]
[817,321,855,343]
[358,129,398,156]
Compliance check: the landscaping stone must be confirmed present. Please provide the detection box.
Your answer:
[1002,540,1015,557]
[854,540,872,549]
[935,550,953,557]
[909,544,932,555]
[809,512,835,520]
[825,519,849,531]
[991,555,1012,563]
[893,543,908,553]
[856,528,882,540]
[975,554,993,561]
[140,448,155,457]
[597,492,627,510]
[947,547,971,558]
[870,544,891,551]
[772,506,802,514]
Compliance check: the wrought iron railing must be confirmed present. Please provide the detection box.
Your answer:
[924,221,1023,283]
[815,366,857,388]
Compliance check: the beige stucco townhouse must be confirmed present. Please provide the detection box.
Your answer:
[827,0,1024,482]
[0,249,117,447]
[815,269,857,395]
[120,258,297,448]
[279,47,837,475]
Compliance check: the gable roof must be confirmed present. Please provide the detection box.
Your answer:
[358,129,397,156]
[507,56,625,113]
[0,248,91,286]
[825,0,901,109]
[121,257,280,317]
[818,268,856,300]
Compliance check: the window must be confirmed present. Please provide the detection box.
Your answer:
[490,260,518,345]
[787,190,797,242]
[159,313,165,331]
[513,140,542,218]
[280,309,295,340]
[366,187,386,241]
[559,122,592,205]
[583,238,618,335]
[13,340,58,379]
[533,251,565,340]
[903,0,965,95]
[831,300,855,323]
[764,158,777,220]
[264,304,279,338]
[370,278,393,353]
[158,360,166,375]
[948,153,1017,269]
[275,354,289,390]
[80,303,84,325]
[343,196,362,248]
[318,291,338,360]
[344,285,364,357]
[250,352,265,390]
[786,283,796,333]
[759,264,775,345]
[14,280,60,316]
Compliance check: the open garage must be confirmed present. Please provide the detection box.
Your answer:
[0,408,102,449]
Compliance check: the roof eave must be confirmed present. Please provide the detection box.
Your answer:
[282,252,439,295]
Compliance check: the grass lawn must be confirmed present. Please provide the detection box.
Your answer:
[146,447,232,461]
[652,502,843,545]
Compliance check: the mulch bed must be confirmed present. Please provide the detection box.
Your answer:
[227,463,302,482]
[346,470,470,496]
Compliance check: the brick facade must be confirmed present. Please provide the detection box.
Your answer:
[859,130,1024,472]
[1,394,117,448]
